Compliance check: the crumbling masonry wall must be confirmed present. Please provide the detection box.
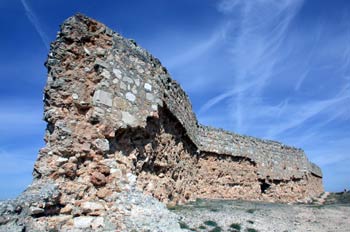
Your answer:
[0,14,323,231]
[39,14,324,203]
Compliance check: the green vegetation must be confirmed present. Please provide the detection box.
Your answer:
[179,221,196,231]
[179,222,190,229]
[246,228,258,232]
[204,220,218,227]
[209,226,222,232]
[230,223,241,231]
[247,220,254,224]
[246,209,255,214]
[198,225,207,229]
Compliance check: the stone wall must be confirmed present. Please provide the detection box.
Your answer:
[41,13,322,203]
[0,14,323,231]
[197,126,323,179]
[157,74,199,145]
[44,14,322,183]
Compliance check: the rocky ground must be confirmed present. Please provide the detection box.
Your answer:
[1,191,349,231]
[172,192,350,232]
[0,174,183,232]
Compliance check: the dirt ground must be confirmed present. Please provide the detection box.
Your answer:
[171,192,350,232]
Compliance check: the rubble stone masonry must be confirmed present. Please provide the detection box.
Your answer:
[0,14,323,231]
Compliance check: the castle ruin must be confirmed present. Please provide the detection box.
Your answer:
[0,14,323,231]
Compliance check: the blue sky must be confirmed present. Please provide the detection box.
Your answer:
[0,0,349,199]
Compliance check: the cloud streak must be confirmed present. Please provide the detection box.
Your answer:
[165,25,227,69]
[20,0,49,50]
[193,0,350,191]
[199,0,350,138]
[203,0,304,133]
[266,88,350,138]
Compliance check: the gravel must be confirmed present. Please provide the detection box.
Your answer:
[171,197,350,232]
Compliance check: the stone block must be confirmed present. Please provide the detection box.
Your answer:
[93,90,113,107]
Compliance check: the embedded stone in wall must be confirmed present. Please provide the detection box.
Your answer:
[121,111,136,125]
[125,92,136,102]
[93,90,113,107]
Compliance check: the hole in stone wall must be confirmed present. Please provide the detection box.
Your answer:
[260,180,271,194]
[47,123,55,134]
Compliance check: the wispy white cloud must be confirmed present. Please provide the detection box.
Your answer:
[294,25,322,91]
[198,78,262,114]
[195,0,350,192]
[340,39,350,78]
[165,25,227,69]
[315,154,350,167]
[202,0,304,133]
[294,69,309,91]
[199,0,350,138]
[265,89,350,138]
[217,0,241,13]
[284,106,348,149]
[308,138,350,166]
[20,0,49,50]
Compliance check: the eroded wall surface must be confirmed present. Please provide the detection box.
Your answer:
[0,14,323,231]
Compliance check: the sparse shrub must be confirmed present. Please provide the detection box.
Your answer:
[247,220,254,224]
[246,228,258,232]
[246,209,255,214]
[179,222,190,229]
[179,222,196,231]
[204,220,218,227]
[230,223,241,231]
[199,225,207,229]
[210,226,222,232]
